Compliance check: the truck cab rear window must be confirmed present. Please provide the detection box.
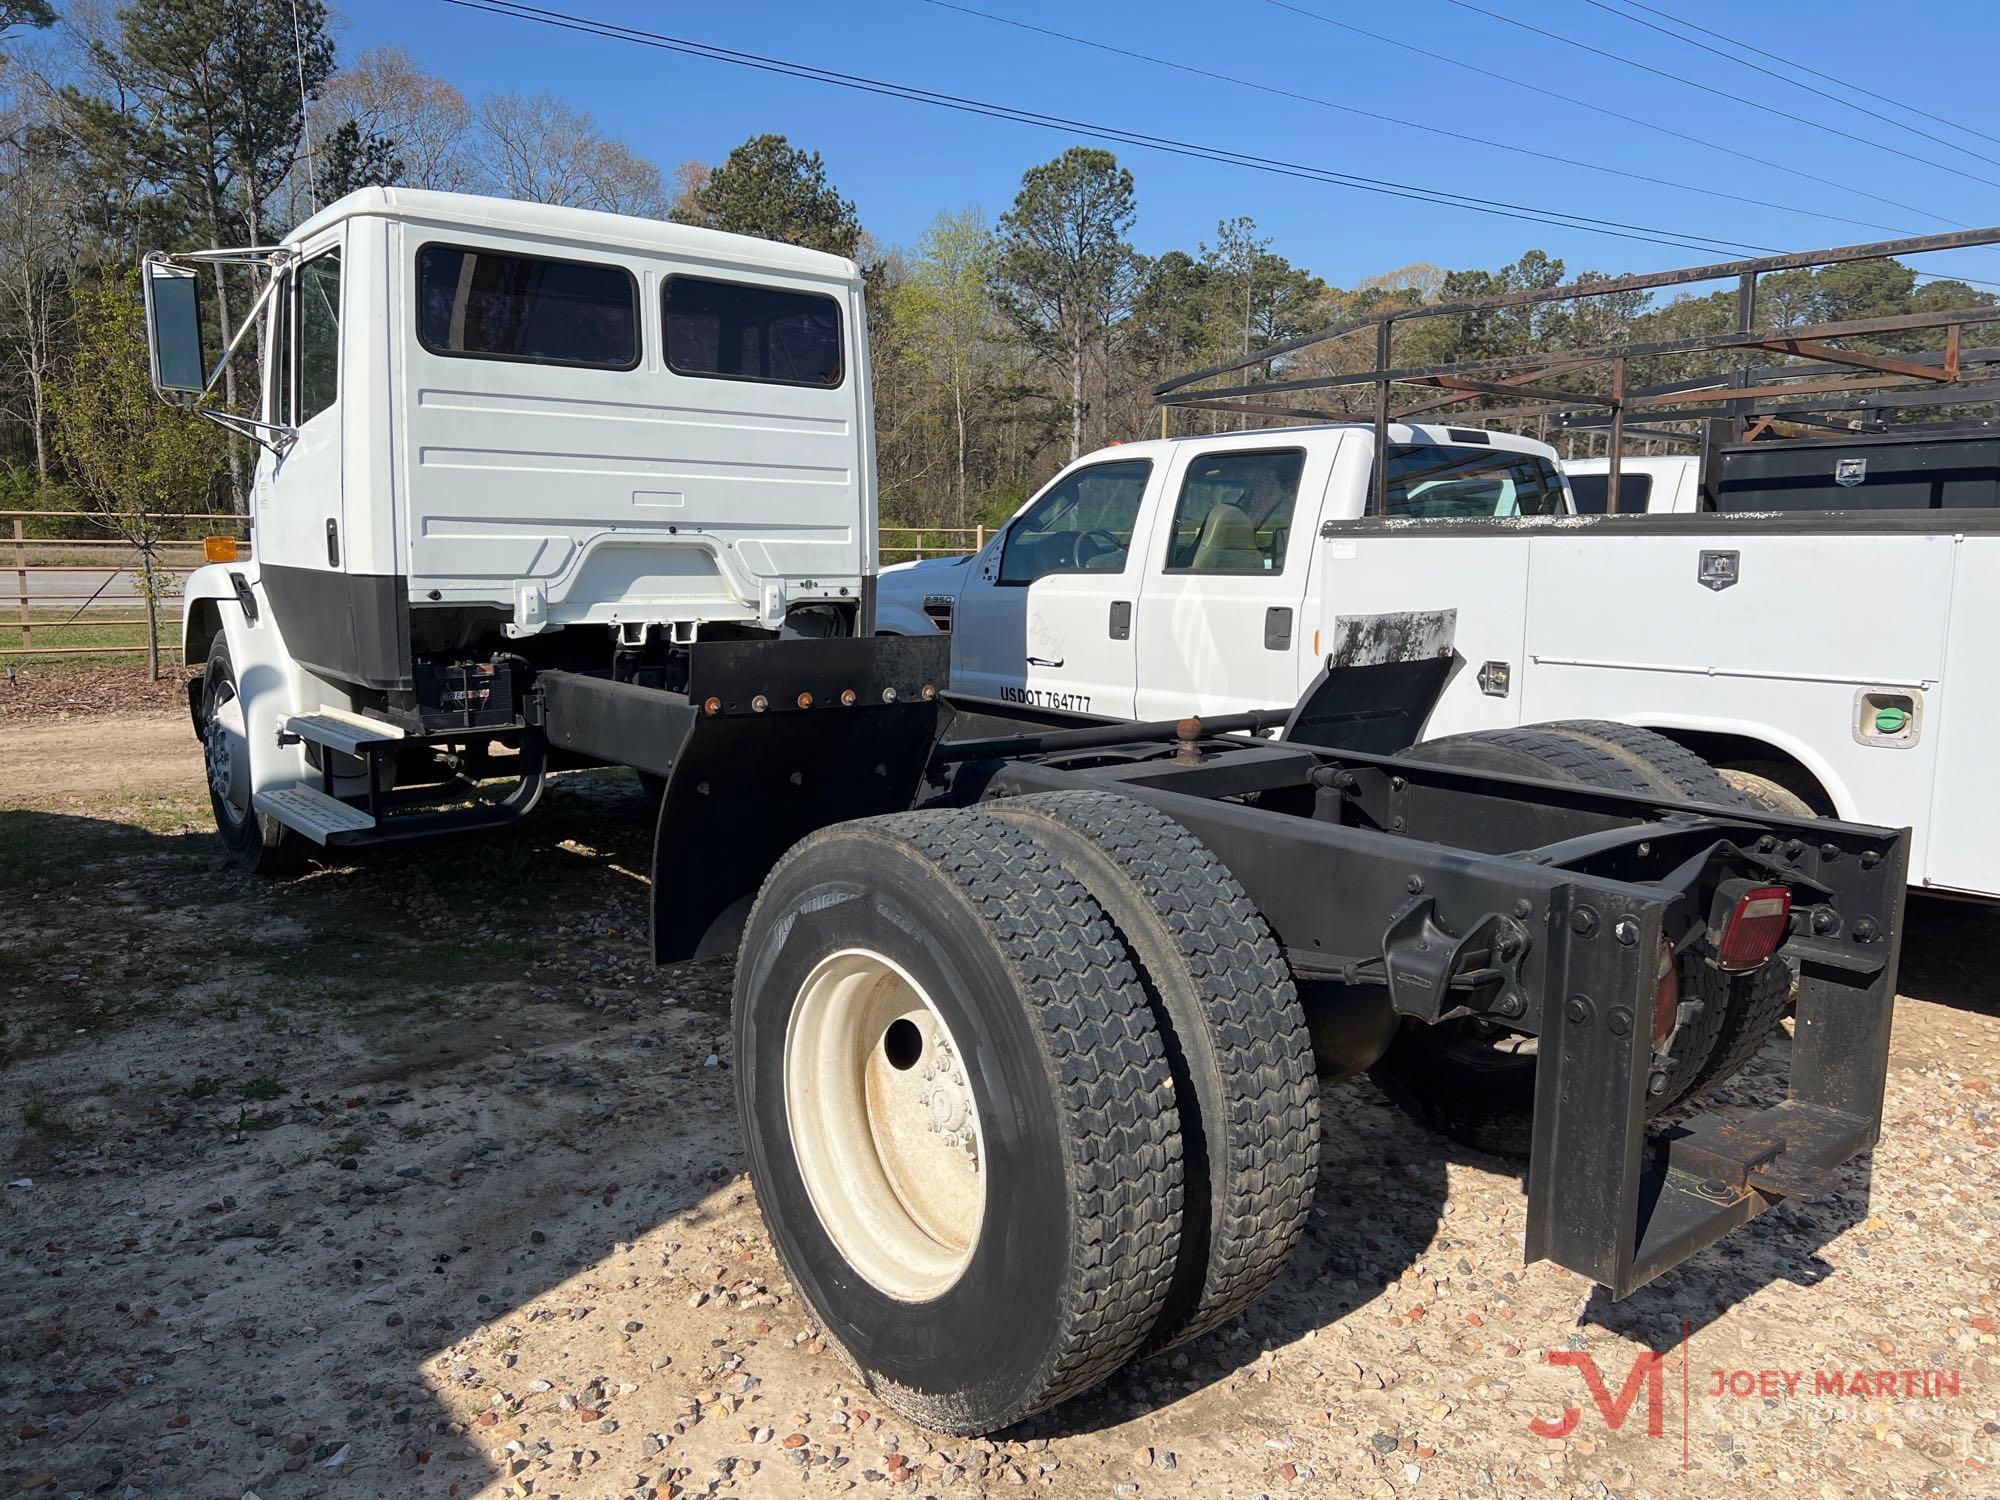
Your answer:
[417,245,639,369]
[1384,445,1568,518]
[664,276,844,387]
[1569,472,1654,513]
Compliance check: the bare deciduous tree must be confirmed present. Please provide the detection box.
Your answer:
[476,92,667,217]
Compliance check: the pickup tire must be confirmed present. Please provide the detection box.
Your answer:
[1719,766,1817,817]
[200,640,306,877]
[989,791,1320,1353]
[733,808,1184,1434]
[1375,723,1788,1155]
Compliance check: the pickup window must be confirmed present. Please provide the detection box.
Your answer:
[1569,471,1654,513]
[999,459,1152,585]
[1164,448,1304,572]
[664,276,844,388]
[417,244,639,369]
[1385,445,1567,517]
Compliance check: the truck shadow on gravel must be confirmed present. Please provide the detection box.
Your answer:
[1897,893,2000,1020]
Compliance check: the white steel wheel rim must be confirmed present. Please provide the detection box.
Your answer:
[784,948,987,1302]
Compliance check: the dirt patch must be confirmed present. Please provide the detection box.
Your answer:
[1,712,201,805]
[0,716,1995,1499]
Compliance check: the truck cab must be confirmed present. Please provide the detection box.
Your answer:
[888,423,1570,718]
[146,189,875,848]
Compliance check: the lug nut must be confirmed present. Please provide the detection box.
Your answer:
[751,694,768,714]
[796,692,813,709]
[702,696,721,717]
[840,689,857,707]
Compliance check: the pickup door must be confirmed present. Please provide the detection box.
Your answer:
[949,456,1160,716]
[1131,439,1338,719]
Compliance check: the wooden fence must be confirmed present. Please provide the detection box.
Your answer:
[5,514,988,662]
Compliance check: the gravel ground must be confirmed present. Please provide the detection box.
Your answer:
[1,712,1995,1499]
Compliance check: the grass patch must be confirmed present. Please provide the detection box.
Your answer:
[240,1077,284,1101]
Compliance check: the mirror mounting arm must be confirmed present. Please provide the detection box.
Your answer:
[142,247,298,457]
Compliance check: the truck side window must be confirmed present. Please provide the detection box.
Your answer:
[417,245,639,369]
[1164,449,1304,573]
[296,249,341,427]
[1567,472,1653,514]
[1384,445,1567,517]
[663,276,844,388]
[998,459,1152,585]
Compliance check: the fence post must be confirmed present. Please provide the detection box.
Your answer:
[975,524,985,550]
[11,517,27,651]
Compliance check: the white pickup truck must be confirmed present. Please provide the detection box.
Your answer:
[882,423,2000,900]
[1567,430,2000,514]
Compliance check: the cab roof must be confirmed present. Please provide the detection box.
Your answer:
[1092,421,1562,465]
[284,187,860,283]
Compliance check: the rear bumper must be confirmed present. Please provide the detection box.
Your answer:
[1524,880,1904,1299]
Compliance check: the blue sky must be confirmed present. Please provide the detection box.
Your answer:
[342,0,2000,291]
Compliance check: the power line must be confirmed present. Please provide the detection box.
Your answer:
[1435,0,2000,199]
[1575,0,2000,171]
[917,0,1910,239]
[1260,0,1958,229]
[439,0,1773,259]
[1603,0,2000,153]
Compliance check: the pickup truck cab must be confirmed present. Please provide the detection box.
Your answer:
[892,425,2000,901]
[878,423,1570,719]
[1567,431,2000,514]
[1564,455,1699,513]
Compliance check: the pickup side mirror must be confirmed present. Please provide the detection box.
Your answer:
[142,257,207,399]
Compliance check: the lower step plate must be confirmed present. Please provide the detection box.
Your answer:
[253,784,377,843]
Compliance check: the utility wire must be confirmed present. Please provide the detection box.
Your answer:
[440,0,1774,258]
[1260,0,1957,229]
[918,0,1908,238]
[1576,0,2000,171]
[1603,0,2000,152]
[1435,0,2000,198]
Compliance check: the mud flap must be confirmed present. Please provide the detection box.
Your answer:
[652,634,949,963]
[1282,608,1456,755]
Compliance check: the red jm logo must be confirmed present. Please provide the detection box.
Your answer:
[1530,1350,1667,1440]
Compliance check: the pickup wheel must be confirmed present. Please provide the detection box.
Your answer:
[200,640,305,877]
[733,808,1184,1434]
[1379,723,1788,1155]
[1719,766,1817,817]
[989,791,1320,1353]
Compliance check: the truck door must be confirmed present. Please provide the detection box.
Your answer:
[254,230,389,686]
[948,456,1155,716]
[1132,443,1324,720]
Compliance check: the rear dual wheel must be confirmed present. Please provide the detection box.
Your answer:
[733,799,1318,1432]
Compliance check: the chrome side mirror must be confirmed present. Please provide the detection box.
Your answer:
[142,257,206,400]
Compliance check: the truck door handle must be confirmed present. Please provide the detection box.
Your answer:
[1108,600,1131,640]
[1026,656,1063,669]
[325,518,340,567]
[1264,606,1293,651]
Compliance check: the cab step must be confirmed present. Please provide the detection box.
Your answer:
[253,784,377,843]
[278,708,405,758]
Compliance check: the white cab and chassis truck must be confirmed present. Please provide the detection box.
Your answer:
[881,424,2000,902]
[143,190,1908,1435]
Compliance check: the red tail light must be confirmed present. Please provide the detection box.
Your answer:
[1652,939,1680,1045]
[1715,884,1792,972]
